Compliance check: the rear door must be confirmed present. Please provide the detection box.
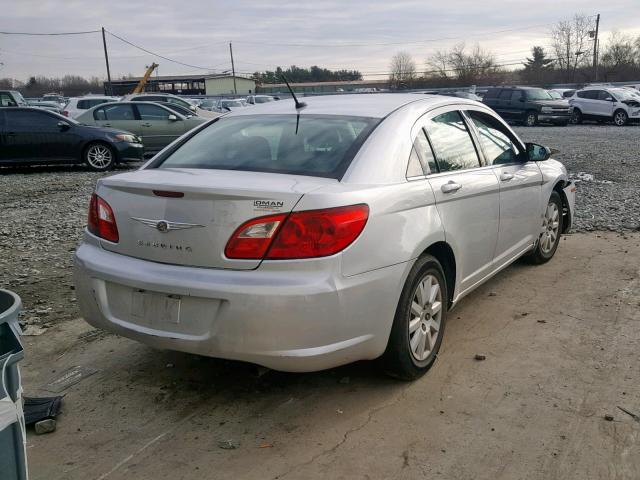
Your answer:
[2,109,62,162]
[133,103,184,151]
[578,90,598,116]
[465,109,542,264]
[421,108,500,294]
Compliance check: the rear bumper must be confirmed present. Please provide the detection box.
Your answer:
[73,239,406,372]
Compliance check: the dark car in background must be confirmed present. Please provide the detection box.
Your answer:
[482,86,571,126]
[0,107,143,171]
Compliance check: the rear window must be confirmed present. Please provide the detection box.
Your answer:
[156,114,379,179]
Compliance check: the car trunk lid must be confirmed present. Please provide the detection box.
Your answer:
[95,168,333,270]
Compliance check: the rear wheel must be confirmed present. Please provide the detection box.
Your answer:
[524,110,538,126]
[570,109,583,125]
[381,255,448,380]
[84,142,115,171]
[613,109,628,126]
[525,191,563,264]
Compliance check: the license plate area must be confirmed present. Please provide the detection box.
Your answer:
[131,290,181,325]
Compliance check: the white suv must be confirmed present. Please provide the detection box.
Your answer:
[569,87,640,126]
[63,96,117,118]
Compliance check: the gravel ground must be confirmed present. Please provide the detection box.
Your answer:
[1,124,638,329]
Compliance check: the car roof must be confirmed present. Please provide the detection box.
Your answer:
[227,93,471,119]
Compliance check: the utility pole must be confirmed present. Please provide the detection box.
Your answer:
[229,42,237,95]
[592,13,600,82]
[101,27,113,95]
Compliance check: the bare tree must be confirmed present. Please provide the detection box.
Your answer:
[600,31,638,80]
[550,14,593,81]
[389,51,416,89]
[425,43,503,85]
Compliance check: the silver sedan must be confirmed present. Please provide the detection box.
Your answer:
[74,94,575,379]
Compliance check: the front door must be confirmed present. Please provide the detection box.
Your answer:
[421,109,500,295]
[93,104,140,137]
[594,90,615,118]
[133,103,184,152]
[465,110,542,265]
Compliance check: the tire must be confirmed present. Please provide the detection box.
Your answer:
[570,109,583,125]
[381,255,448,380]
[524,110,538,127]
[525,191,563,265]
[613,109,628,127]
[84,142,115,171]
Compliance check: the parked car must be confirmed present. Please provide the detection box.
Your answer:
[196,98,218,111]
[550,89,575,99]
[215,98,249,112]
[27,100,63,114]
[74,94,575,379]
[0,90,28,107]
[441,91,482,101]
[0,107,143,170]
[122,93,218,118]
[63,96,118,118]
[41,93,66,107]
[246,95,275,105]
[159,102,201,118]
[482,86,571,126]
[569,86,640,126]
[76,101,208,155]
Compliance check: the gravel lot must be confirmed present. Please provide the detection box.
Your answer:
[1,124,638,330]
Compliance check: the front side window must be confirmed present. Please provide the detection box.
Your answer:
[156,114,378,179]
[136,104,171,120]
[598,90,614,101]
[94,104,135,121]
[424,111,481,172]
[511,90,523,101]
[468,111,522,165]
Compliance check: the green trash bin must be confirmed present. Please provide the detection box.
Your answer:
[0,289,27,480]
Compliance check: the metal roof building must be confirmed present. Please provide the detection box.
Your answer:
[105,74,256,96]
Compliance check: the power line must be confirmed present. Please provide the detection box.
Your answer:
[104,30,219,71]
[0,30,100,36]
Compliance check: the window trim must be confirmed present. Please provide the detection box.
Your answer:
[462,109,528,167]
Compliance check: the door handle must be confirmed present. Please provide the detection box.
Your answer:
[103,123,112,127]
[500,172,514,181]
[141,123,152,127]
[441,181,462,193]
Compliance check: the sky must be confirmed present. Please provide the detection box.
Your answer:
[1,0,639,81]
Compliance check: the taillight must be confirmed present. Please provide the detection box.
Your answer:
[63,111,69,117]
[224,204,369,260]
[224,213,286,259]
[87,193,119,243]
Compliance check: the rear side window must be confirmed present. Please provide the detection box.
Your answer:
[78,99,109,109]
[424,111,481,172]
[578,91,598,100]
[498,90,513,100]
[468,111,522,165]
[156,114,379,179]
[94,104,135,121]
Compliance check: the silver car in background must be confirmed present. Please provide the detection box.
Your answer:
[74,94,575,379]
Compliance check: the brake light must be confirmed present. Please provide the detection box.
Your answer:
[224,204,369,260]
[87,193,119,242]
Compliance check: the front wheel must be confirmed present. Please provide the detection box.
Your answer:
[84,142,115,171]
[525,191,563,265]
[381,255,448,380]
[570,109,582,125]
[613,109,628,126]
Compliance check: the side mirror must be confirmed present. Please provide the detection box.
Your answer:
[526,142,552,162]
[57,121,70,130]
[190,105,197,112]
[168,114,178,121]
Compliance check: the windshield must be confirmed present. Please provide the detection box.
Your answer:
[548,91,562,99]
[525,89,553,100]
[611,88,638,101]
[166,97,192,108]
[156,114,379,179]
[255,97,274,104]
[14,91,28,105]
[199,99,215,107]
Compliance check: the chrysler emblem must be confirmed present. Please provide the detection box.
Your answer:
[131,217,205,232]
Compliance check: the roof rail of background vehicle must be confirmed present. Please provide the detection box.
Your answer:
[226,93,477,119]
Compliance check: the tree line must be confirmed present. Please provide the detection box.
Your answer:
[252,65,362,84]
[0,75,104,98]
[389,14,640,89]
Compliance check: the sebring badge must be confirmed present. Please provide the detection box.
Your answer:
[131,217,205,232]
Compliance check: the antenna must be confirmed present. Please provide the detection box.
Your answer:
[281,75,306,109]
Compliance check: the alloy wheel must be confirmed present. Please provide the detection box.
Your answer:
[86,144,113,170]
[614,111,627,126]
[408,274,442,362]
[540,201,560,255]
